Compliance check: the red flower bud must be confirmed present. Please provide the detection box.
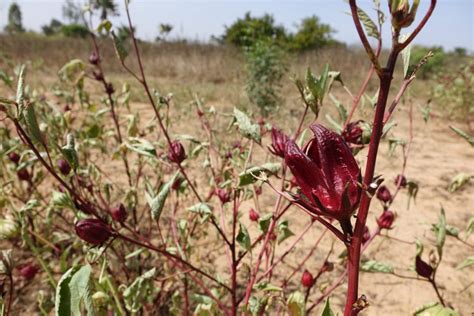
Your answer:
[57,159,71,175]
[249,208,260,222]
[415,256,434,279]
[395,174,407,188]
[376,185,392,204]
[63,104,71,112]
[89,51,100,65]
[105,83,115,95]
[171,177,182,191]
[255,186,262,196]
[285,124,361,222]
[17,168,30,181]
[362,226,370,244]
[320,261,334,273]
[18,264,39,280]
[8,152,20,164]
[301,270,315,288]
[341,120,364,145]
[75,218,112,245]
[376,210,395,229]
[168,140,186,164]
[269,127,289,158]
[216,188,230,204]
[93,70,104,81]
[111,203,127,223]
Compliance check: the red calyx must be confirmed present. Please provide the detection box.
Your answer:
[8,152,20,164]
[168,140,186,164]
[415,256,434,279]
[75,218,112,245]
[301,270,315,288]
[215,188,230,204]
[395,174,407,188]
[268,127,289,158]
[376,210,395,229]
[285,123,361,223]
[376,185,392,204]
[111,203,127,223]
[341,120,364,145]
[57,159,71,175]
[249,208,260,222]
[17,168,31,181]
[18,264,39,280]
[89,51,100,65]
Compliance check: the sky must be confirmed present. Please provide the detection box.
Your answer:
[0,0,473,51]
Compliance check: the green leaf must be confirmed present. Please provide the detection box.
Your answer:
[449,126,474,147]
[406,180,419,208]
[436,208,446,259]
[277,220,294,244]
[448,173,472,193]
[145,171,179,221]
[321,298,336,316]
[357,6,380,39]
[233,108,261,143]
[24,103,43,145]
[51,191,74,209]
[360,260,394,273]
[413,302,459,316]
[124,138,157,158]
[16,64,26,117]
[61,134,79,171]
[456,256,474,270]
[287,291,305,316]
[238,162,281,186]
[112,31,129,62]
[236,222,251,251]
[55,265,95,316]
[187,203,213,223]
[58,59,85,82]
[122,268,156,313]
[97,20,112,34]
[401,33,412,78]
[258,213,273,233]
[465,216,474,240]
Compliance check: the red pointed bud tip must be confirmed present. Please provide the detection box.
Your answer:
[17,168,30,181]
[171,177,182,191]
[249,208,260,222]
[415,256,434,279]
[376,185,392,204]
[301,270,315,288]
[376,210,395,230]
[7,152,20,164]
[215,188,230,204]
[196,109,204,117]
[57,159,71,175]
[111,203,127,223]
[255,186,262,196]
[18,263,39,280]
[105,83,115,95]
[63,104,71,112]
[341,120,364,145]
[269,127,289,158]
[362,226,371,244]
[168,140,186,164]
[75,219,112,245]
[285,123,361,221]
[89,51,100,65]
[395,174,407,188]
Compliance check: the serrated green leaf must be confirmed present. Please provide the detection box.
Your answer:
[233,108,261,143]
[187,203,213,223]
[124,138,156,158]
[321,298,336,316]
[287,291,305,316]
[123,268,156,313]
[145,171,179,221]
[456,256,474,270]
[258,213,273,234]
[277,220,294,244]
[25,103,43,145]
[236,222,251,251]
[112,31,128,62]
[51,191,74,209]
[358,6,379,39]
[55,265,95,316]
[448,173,472,193]
[16,64,26,117]
[238,162,280,186]
[401,34,412,77]
[449,126,474,147]
[360,260,394,273]
[436,208,446,260]
[413,302,459,316]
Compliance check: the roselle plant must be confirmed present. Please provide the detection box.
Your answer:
[0,0,472,315]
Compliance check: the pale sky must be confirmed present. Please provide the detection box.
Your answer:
[1,0,473,51]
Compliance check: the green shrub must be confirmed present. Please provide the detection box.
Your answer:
[245,39,287,115]
[61,24,89,38]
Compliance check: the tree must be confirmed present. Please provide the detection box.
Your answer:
[92,0,119,20]
[289,16,335,51]
[42,19,63,36]
[5,2,25,34]
[221,12,287,48]
[62,0,83,24]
